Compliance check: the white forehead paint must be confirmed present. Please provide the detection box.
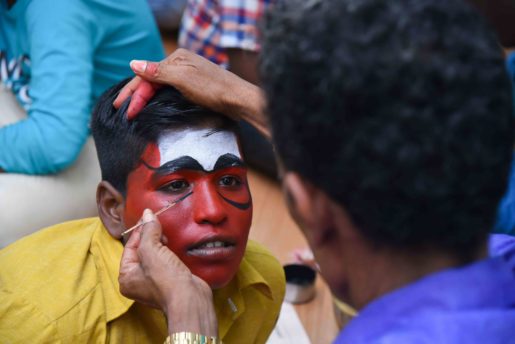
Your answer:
[157,128,241,171]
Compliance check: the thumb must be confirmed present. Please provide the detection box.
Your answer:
[130,60,179,85]
[139,209,163,252]
[130,60,166,83]
[125,226,143,250]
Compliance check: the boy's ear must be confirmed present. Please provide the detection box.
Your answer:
[97,181,125,239]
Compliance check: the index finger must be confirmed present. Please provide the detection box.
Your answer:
[120,227,143,271]
[113,76,142,108]
[125,226,143,250]
[127,81,161,120]
[138,209,164,253]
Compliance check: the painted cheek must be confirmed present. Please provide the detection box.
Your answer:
[158,206,192,258]
[226,200,252,247]
[124,143,163,227]
[214,167,252,208]
[211,170,253,240]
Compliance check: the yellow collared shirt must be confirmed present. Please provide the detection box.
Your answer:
[0,218,285,343]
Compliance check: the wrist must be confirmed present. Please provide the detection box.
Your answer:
[164,287,217,337]
[222,72,254,117]
[222,74,270,139]
[165,332,222,344]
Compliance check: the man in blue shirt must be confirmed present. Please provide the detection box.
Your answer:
[0,0,164,246]
[112,0,515,342]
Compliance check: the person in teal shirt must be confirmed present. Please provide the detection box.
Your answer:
[0,0,164,246]
[0,0,164,173]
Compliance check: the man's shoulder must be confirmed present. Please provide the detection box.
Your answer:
[336,311,515,344]
[489,233,515,257]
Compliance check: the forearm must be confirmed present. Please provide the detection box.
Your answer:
[165,292,218,337]
[8,0,95,174]
[0,116,88,174]
[227,49,260,85]
[223,75,271,140]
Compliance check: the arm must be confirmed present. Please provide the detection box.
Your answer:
[119,209,218,337]
[226,49,260,85]
[114,49,271,139]
[0,0,93,174]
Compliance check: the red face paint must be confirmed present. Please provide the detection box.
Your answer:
[124,140,252,289]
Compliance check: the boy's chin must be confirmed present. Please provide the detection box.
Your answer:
[196,270,238,290]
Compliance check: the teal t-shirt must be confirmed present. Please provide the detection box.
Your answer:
[0,0,164,174]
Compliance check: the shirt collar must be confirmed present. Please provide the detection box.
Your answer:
[89,219,135,323]
[213,254,274,338]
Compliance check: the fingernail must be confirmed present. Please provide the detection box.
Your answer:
[142,208,154,222]
[130,60,147,73]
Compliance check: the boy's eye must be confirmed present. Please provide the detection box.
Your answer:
[161,180,190,192]
[219,176,242,187]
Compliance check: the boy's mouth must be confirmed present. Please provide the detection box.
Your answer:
[187,238,236,258]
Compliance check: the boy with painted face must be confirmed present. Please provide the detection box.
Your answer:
[0,80,285,343]
[117,102,252,289]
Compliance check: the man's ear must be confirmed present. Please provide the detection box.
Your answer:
[282,172,336,247]
[97,181,125,239]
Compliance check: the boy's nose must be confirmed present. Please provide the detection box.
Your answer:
[192,181,228,225]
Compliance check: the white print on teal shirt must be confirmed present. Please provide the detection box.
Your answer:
[0,51,32,109]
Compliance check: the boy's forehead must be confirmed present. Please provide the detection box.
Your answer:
[156,127,241,171]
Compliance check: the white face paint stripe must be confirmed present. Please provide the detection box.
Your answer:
[157,128,241,171]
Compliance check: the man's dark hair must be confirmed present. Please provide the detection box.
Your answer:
[91,79,235,194]
[261,0,514,259]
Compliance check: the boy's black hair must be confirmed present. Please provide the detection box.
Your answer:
[91,79,236,195]
[261,0,514,259]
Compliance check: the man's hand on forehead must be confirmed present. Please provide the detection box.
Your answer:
[112,49,270,139]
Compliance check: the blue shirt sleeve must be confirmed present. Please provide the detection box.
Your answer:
[493,153,515,235]
[492,53,515,235]
[0,0,94,174]
[506,52,515,108]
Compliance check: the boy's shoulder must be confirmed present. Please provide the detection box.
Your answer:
[0,217,100,269]
[0,218,107,321]
[218,240,285,343]
[242,240,286,294]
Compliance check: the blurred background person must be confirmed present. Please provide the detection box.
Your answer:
[179,0,278,177]
[148,0,187,31]
[0,0,164,247]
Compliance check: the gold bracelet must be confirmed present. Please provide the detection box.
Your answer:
[164,332,222,344]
